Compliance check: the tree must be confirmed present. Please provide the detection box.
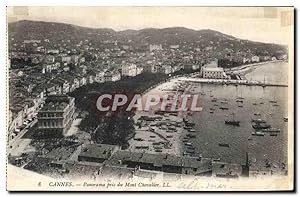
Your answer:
[93,111,135,145]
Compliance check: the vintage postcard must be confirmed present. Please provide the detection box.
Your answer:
[6,6,294,191]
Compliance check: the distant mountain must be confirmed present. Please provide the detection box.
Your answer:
[8,20,287,56]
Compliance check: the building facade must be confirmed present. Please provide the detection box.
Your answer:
[143,64,157,73]
[149,44,162,51]
[104,71,121,82]
[251,56,260,63]
[157,65,173,74]
[200,60,226,79]
[121,63,137,77]
[202,67,225,79]
[37,95,75,135]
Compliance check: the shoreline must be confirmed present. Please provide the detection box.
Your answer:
[128,80,187,156]
[225,60,285,74]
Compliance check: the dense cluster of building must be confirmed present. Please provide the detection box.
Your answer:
[78,143,225,176]
[29,143,249,178]
[8,39,205,140]
[8,32,288,141]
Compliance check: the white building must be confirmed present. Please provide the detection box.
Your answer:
[104,71,121,82]
[95,70,105,83]
[201,60,225,79]
[158,65,173,74]
[170,45,180,49]
[61,56,72,64]
[243,58,250,64]
[251,56,260,63]
[136,67,143,75]
[202,67,225,79]
[149,44,162,51]
[143,64,157,73]
[121,63,137,77]
[47,49,60,54]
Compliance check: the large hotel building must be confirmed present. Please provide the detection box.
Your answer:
[37,95,75,135]
[200,60,226,79]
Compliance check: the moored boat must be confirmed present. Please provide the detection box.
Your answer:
[186,133,196,138]
[252,123,271,129]
[225,120,240,126]
[251,118,266,123]
[186,146,195,150]
[262,128,280,132]
[220,106,229,110]
[225,113,240,126]
[251,131,265,136]
[186,149,195,154]
[269,96,277,103]
[220,100,228,104]
[211,98,217,102]
[269,100,277,103]
[219,143,230,147]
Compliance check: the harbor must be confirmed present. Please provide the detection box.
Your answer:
[6,8,294,191]
[129,61,289,175]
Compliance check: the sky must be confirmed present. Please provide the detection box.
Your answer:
[6,6,294,45]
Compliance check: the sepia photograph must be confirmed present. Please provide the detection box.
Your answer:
[5,6,294,191]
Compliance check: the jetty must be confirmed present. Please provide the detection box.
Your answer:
[178,77,288,87]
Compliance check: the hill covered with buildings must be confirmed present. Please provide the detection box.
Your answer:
[9,20,287,66]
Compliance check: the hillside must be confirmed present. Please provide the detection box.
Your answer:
[8,20,287,56]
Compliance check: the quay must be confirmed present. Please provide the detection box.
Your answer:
[178,77,288,87]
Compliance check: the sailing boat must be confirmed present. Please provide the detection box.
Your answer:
[269,94,277,103]
[262,75,267,88]
[236,89,244,100]
[225,113,240,126]
[209,90,213,97]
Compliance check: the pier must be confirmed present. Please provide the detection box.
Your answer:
[178,77,288,87]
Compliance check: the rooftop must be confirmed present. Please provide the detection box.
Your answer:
[79,144,118,160]
[40,101,68,111]
[105,149,213,170]
[39,95,74,111]
[202,67,224,72]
